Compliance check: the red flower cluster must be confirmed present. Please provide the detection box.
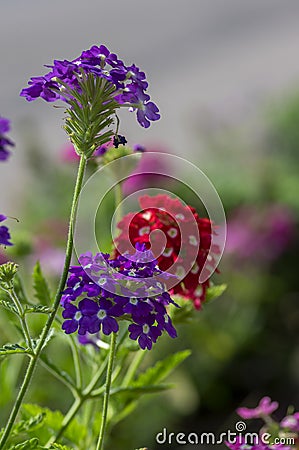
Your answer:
[115,195,220,309]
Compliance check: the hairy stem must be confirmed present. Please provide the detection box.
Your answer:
[48,349,110,445]
[95,331,118,450]
[0,155,87,449]
[7,288,33,350]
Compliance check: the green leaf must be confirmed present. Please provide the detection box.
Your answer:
[32,262,52,305]
[13,275,29,305]
[133,350,191,388]
[0,299,18,315]
[22,404,86,445]
[13,413,45,435]
[0,343,30,356]
[24,304,52,315]
[8,438,39,449]
[111,350,191,426]
[205,283,227,303]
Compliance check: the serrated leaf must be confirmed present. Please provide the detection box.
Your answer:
[0,299,18,315]
[133,350,191,388]
[9,438,39,449]
[24,304,52,315]
[49,444,74,450]
[0,343,30,356]
[22,404,86,445]
[13,413,45,435]
[32,262,52,305]
[205,284,227,303]
[14,275,29,304]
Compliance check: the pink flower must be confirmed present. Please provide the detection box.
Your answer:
[280,412,299,432]
[226,205,295,263]
[60,143,80,162]
[237,397,279,419]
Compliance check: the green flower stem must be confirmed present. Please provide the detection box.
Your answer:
[50,395,82,444]
[49,352,111,445]
[122,350,146,387]
[7,288,33,350]
[39,356,78,397]
[95,331,118,450]
[50,329,128,445]
[69,333,83,389]
[0,155,87,450]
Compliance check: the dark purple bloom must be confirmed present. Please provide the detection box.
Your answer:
[133,144,146,153]
[0,117,14,161]
[78,298,120,335]
[137,101,160,128]
[62,302,85,334]
[0,215,13,246]
[128,315,162,350]
[156,311,177,338]
[61,244,178,349]
[20,44,160,128]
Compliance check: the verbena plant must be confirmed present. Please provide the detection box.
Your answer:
[0,45,225,450]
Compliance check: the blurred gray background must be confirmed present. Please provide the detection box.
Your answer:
[1,0,299,212]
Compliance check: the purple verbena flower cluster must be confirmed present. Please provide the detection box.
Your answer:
[20,45,160,128]
[0,215,13,247]
[61,244,178,350]
[0,117,14,161]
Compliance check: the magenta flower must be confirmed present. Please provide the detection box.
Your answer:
[226,205,295,263]
[280,412,299,432]
[237,397,279,419]
[60,143,80,162]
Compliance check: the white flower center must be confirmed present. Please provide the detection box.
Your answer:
[128,269,136,277]
[97,309,107,320]
[142,324,150,334]
[163,247,173,257]
[130,297,138,305]
[139,226,150,236]
[142,212,152,220]
[189,235,198,246]
[191,262,199,274]
[75,311,82,321]
[167,228,178,238]
[175,266,186,278]
[195,285,203,297]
